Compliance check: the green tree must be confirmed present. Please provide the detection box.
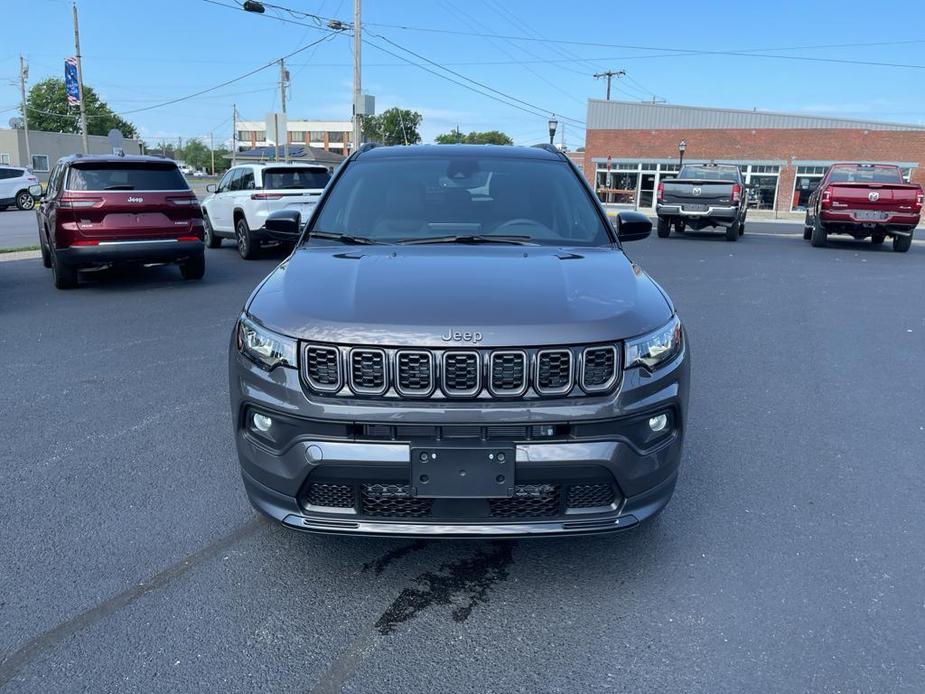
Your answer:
[435,129,513,145]
[26,78,136,137]
[179,139,212,171]
[361,107,422,146]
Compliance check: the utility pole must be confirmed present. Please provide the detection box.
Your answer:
[593,69,625,101]
[352,0,362,153]
[210,132,215,175]
[72,2,89,154]
[231,103,237,166]
[279,59,288,163]
[19,55,31,166]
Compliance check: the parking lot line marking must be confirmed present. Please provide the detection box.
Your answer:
[0,517,266,687]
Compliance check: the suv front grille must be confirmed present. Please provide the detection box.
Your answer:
[536,350,573,395]
[304,345,341,392]
[442,351,480,397]
[361,484,433,518]
[581,346,618,392]
[306,483,354,509]
[396,350,434,396]
[349,348,387,395]
[488,484,561,518]
[566,483,616,508]
[300,343,618,399]
[490,351,527,396]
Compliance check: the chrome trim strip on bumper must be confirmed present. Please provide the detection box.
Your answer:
[658,205,737,217]
[282,514,639,536]
[96,238,194,246]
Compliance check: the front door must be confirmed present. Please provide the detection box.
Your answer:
[638,173,656,209]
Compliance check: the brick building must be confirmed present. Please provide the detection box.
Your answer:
[582,100,925,216]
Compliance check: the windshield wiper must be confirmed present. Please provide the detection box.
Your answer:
[308,231,383,245]
[400,234,537,246]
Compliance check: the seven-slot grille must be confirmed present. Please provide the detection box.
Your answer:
[442,351,480,396]
[581,346,618,392]
[349,348,387,394]
[300,344,620,398]
[396,350,434,396]
[536,349,573,395]
[303,345,341,392]
[489,351,527,396]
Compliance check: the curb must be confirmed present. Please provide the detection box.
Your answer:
[0,250,42,262]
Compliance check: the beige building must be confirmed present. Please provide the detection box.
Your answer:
[235,119,354,156]
[0,128,143,182]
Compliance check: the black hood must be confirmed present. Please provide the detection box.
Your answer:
[247,245,672,347]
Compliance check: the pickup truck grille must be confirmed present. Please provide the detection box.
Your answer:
[300,343,621,399]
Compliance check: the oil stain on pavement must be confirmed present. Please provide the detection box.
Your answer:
[374,541,515,635]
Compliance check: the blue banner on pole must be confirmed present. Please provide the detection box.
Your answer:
[64,57,80,106]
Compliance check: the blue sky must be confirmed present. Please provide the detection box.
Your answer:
[3,0,925,149]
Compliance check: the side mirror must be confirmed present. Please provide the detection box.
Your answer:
[264,209,302,241]
[614,210,651,242]
[206,183,217,193]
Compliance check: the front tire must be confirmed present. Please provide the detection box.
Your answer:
[16,190,35,211]
[179,254,206,279]
[51,250,78,289]
[810,215,828,248]
[235,216,257,259]
[203,213,221,248]
[892,233,913,253]
[656,217,671,238]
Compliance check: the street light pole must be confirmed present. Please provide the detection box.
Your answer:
[352,0,362,153]
[72,2,89,154]
[279,59,288,163]
[548,116,558,146]
[19,55,31,166]
[678,139,687,169]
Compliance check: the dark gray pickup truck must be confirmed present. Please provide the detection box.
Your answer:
[655,163,747,241]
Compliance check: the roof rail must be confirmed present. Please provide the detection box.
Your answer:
[356,142,382,156]
[531,143,566,159]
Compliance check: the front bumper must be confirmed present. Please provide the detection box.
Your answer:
[56,239,204,268]
[229,335,690,538]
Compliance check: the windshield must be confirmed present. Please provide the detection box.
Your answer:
[262,167,331,190]
[66,163,189,191]
[678,166,740,182]
[308,155,612,246]
[829,165,904,184]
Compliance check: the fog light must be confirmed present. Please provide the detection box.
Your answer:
[648,414,668,432]
[252,413,273,432]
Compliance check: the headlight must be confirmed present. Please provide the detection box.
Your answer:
[624,315,683,372]
[236,314,297,371]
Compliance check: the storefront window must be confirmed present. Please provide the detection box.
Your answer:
[791,166,826,211]
[596,169,638,204]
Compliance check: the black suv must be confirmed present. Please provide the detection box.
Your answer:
[229,144,690,537]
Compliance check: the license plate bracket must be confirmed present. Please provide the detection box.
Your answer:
[683,203,708,212]
[411,446,515,498]
[855,209,887,221]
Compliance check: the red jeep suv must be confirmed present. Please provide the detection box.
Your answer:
[36,155,205,289]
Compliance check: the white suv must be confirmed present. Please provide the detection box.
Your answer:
[201,163,331,259]
[0,166,41,211]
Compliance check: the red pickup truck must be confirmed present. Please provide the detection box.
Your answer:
[804,163,922,252]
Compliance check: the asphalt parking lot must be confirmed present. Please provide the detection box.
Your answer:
[1,230,923,693]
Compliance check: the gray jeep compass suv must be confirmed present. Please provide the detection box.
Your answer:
[229,144,689,537]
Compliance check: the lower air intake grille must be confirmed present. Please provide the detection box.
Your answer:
[581,346,617,391]
[566,483,616,509]
[443,351,480,396]
[536,350,573,394]
[396,350,433,396]
[304,345,341,392]
[361,484,433,518]
[306,483,355,509]
[489,484,560,518]
[350,349,387,394]
[490,352,527,395]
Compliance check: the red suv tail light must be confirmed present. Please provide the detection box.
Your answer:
[821,188,832,209]
[166,196,199,206]
[59,198,102,209]
[915,191,924,213]
[656,182,664,202]
[251,193,284,200]
[731,183,742,203]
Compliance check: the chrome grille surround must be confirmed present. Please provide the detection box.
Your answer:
[535,348,574,396]
[441,350,481,397]
[488,350,528,397]
[580,345,619,393]
[394,350,435,397]
[302,344,342,393]
[348,348,388,395]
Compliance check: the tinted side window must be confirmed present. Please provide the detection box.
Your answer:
[239,169,255,190]
[228,169,244,192]
[216,169,234,193]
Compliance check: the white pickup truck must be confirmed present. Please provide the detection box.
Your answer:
[201,162,331,259]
